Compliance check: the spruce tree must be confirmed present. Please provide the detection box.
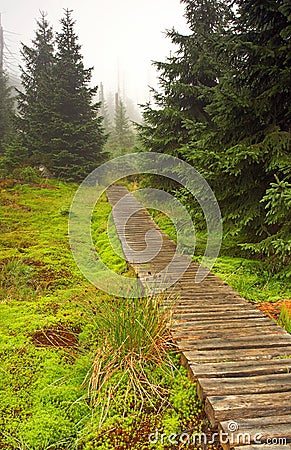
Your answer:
[139,0,232,160]
[99,82,111,132]
[139,0,290,266]
[139,0,232,194]
[105,95,135,157]
[202,0,291,259]
[51,9,106,180]
[15,12,55,166]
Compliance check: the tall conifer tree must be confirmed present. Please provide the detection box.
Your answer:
[139,0,232,159]
[16,12,55,165]
[105,96,135,157]
[51,9,106,180]
[140,0,290,265]
[201,0,291,247]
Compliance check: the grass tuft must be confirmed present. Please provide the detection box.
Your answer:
[86,294,176,427]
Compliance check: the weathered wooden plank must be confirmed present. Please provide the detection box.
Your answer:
[171,296,245,303]
[197,373,291,401]
[170,302,250,310]
[172,317,276,331]
[219,415,291,449]
[173,304,257,312]
[205,391,291,426]
[187,359,291,380]
[176,335,291,352]
[176,286,237,294]
[168,293,242,299]
[107,185,291,450]
[173,328,288,342]
[173,311,265,320]
[183,347,291,363]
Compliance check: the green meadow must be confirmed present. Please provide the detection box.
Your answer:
[0,180,210,450]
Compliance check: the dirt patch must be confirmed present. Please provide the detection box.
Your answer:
[32,327,79,349]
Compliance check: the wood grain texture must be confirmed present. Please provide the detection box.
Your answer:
[107,185,291,449]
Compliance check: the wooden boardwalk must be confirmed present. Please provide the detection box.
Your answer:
[107,185,291,449]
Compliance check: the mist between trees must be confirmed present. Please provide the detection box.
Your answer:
[0,0,290,272]
[0,8,141,181]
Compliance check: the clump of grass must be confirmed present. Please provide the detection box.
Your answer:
[279,301,291,333]
[86,294,175,427]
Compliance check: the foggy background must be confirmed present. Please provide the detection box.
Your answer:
[1,0,190,108]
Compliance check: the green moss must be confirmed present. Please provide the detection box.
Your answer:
[0,181,205,449]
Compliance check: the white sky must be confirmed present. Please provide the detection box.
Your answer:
[1,0,190,104]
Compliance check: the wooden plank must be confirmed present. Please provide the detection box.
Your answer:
[173,311,271,321]
[173,300,252,306]
[197,373,291,401]
[176,335,291,352]
[175,287,237,294]
[205,391,291,426]
[219,415,291,449]
[168,293,243,299]
[173,328,288,341]
[173,311,265,320]
[171,302,249,309]
[107,186,291,450]
[173,304,257,311]
[183,347,291,363]
[187,359,291,380]
[172,318,278,330]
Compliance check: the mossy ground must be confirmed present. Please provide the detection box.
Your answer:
[0,180,213,449]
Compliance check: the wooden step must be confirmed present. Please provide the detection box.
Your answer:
[197,373,291,401]
[107,185,291,450]
[176,336,291,352]
[187,359,291,380]
[205,392,291,426]
[219,415,291,449]
[183,346,291,363]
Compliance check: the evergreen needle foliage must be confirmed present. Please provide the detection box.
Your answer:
[3,10,107,181]
[139,0,291,271]
[104,96,136,157]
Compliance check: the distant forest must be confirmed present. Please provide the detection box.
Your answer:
[0,0,290,270]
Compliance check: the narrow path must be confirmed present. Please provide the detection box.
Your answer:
[107,185,291,450]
